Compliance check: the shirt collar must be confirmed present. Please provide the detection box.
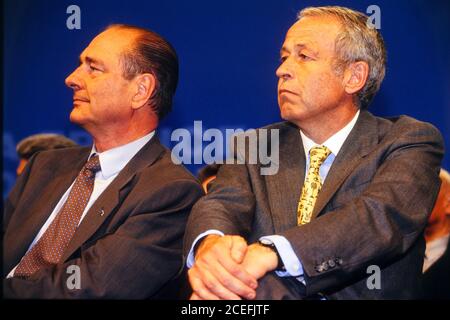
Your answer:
[300,109,360,157]
[89,131,155,179]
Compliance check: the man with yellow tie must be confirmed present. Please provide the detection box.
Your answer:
[183,6,444,299]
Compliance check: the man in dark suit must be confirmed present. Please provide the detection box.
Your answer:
[184,6,444,299]
[3,24,203,298]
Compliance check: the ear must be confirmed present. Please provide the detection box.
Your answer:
[342,61,369,95]
[131,73,156,110]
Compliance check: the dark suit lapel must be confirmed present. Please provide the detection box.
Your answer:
[61,136,165,262]
[4,149,89,273]
[25,152,89,232]
[14,164,82,246]
[265,123,305,232]
[311,111,379,220]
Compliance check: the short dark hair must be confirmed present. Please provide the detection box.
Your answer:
[108,24,179,120]
[17,133,78,159]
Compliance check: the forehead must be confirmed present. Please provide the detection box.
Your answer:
[80,28,137,63]
[282,16,342,54]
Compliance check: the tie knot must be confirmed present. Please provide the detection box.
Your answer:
[309,146,331,168]
[85,155,101,175]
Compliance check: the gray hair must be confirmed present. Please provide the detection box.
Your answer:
[16,133,78,159]
[298,6,387,109]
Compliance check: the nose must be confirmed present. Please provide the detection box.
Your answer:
[276,59,292,81]
[65,67,83,90]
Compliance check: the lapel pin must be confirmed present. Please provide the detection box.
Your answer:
[100,208,105,216]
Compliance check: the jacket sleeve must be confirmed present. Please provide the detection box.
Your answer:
[183,134,257,257]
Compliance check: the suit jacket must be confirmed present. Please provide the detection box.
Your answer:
[183,110,444,299]
[3,136,203,299]
[422,237,450,299]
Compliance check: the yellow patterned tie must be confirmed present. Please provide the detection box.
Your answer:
[297,146,331,225]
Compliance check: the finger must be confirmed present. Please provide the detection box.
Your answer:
[230,236,247,263]
[200,267,243,300]
[190,293,202,300]
[205,237,258,289]
[191,235,257,298]
[188,267,221,300]
[209,259,256,300]
[215,250,258,290]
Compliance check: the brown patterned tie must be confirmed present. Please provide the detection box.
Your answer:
[14,154,101,278]
[297,146,331,225]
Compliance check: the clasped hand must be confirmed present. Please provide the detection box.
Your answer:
[188,235,278,300]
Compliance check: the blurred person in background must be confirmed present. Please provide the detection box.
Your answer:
[197,164,221,193]
[16,133,78,175]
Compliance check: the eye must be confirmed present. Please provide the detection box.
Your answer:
[299,53,312,61]
[279,56,288,63]
[89,64,102,72]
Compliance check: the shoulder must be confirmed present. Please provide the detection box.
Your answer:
[34,145,90,159]
[373,113,444,145]
[137,143,202,192]
[27,146,90,168]
[157,147,199,181]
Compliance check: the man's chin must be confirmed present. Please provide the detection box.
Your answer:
[279,105,297,122]
[69,110,87,126]
[280,106,309,126]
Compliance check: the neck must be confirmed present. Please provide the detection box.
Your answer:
[85,109,158,152]
[90,125,156,153]
[296,104,358,144]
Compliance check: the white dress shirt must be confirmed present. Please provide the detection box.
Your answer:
[187,110,360,284]
[8,131,155,278]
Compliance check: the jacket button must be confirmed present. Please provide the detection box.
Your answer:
[328,259,336,268]
[321,262,329,271]
[336,258,343,265]
[315,265,323,273]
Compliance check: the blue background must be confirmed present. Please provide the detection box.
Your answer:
[3,0,449,197]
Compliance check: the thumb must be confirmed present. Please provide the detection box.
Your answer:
[230,236,248,263]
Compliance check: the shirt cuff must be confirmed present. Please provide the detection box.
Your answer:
[259,235,304,280]
[186,229,224,268]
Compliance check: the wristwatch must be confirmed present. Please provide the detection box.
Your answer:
[257,239,286,272]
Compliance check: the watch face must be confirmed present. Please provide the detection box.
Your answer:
[259,240,284,271]
[260,239,272,245]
